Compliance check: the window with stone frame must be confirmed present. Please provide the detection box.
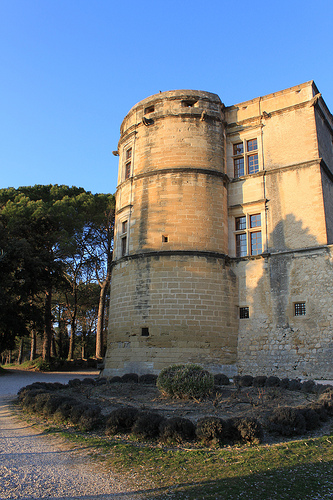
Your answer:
[124,147,132,180]
[235,213,262,257]
[294,302,306,316]
[233,138,259,178]
[120,220,128,257]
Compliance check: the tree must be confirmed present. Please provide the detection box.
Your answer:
[0,185,115,361]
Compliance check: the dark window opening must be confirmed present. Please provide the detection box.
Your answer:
[240,307,249,319]
[162,235,168,242]
[144,105,155,114]
[294,302,306,316]
[125,162,131,179]
[182,99,198,107]
[141,327,149,336]
[121,236,127,256]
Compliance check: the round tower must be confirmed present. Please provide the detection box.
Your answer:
[103,90,238,377]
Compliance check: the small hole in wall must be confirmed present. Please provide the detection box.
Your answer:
[144,105,155,114]
[141,327,149,336]
[182,99,198,108]
[162,235,168,242]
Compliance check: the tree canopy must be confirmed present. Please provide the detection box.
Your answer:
[0,185,115,360]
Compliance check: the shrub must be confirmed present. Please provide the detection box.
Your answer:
[265,376,280,387]
[159,417,196,444]
[54,402,76,422]
[138,374,158,385]
[253,376,267,387]
[214,374,230,386]
[267,407,306,436]
[121,373,139,383]
[34,358,52,372]
[228,417,263,444]
[109,376,122,383]
[157,364,214,399]
[309,402,329,422]
[96,378,107,386]
[70,403,93,424]
[105,407,139,435]
[42,395,68,416]
[288,379,302,391]
[195,416,229,445]
[33,392,53,412]
[318,387,333,416]
[131,411,166,439]
[233,375,241,388]
[280,378,290,389]
[80,378,96,386]
[299,407,321,430]
[301,380,317,393]
[238,375,254,387]
[78,405,103,431]
[68,379,82,388]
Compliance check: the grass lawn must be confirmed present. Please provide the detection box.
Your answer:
[44,425,333,499]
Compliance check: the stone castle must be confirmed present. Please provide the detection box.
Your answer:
[103,81,333,380]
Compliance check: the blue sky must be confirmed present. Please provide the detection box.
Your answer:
[1,0,332,195]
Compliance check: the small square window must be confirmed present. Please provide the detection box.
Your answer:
[294,302,306,316]
[141,327,149,336]
[240,307,249,319]
[162,235,168,242]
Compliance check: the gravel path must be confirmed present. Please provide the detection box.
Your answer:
[0,370,150,500]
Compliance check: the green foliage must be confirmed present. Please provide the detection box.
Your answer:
[131,411,166,439]
[156,364,214,399]
[0,184,115,359]
[228,417,263,444]
[159,417,196,444]
[213,373,230,386]
[196,416,229,445]
[105,407,139,435]
[267,407,306,436]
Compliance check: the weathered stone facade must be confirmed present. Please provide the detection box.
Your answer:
[103,81,333,380]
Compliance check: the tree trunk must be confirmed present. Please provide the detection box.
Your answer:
[95,281,109,359]
[51,334,57,358]
[42,288,52,361]
[30,330,37,361]
[17,338,24,364]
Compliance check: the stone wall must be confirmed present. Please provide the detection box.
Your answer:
[104,253,238,377]
[236,246,333,379]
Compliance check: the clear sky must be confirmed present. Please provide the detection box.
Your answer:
[1,0,332,195]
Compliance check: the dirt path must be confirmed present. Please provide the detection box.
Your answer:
[0,370,148,500]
